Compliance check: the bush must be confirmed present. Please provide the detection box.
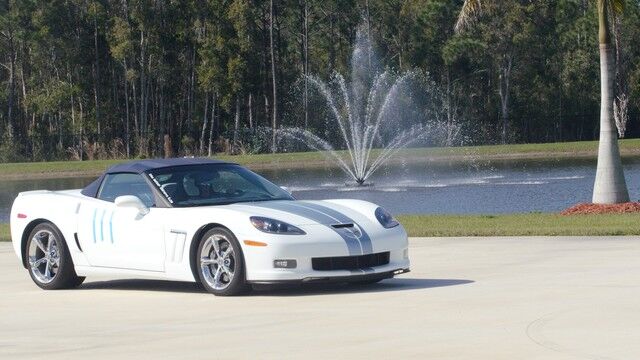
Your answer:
[0,125,26,162]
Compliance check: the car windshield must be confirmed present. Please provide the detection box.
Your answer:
[146,164,293,207]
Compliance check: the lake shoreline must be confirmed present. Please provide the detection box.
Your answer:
[1,139,640,181]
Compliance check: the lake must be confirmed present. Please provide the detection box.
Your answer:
[1,157,639,223]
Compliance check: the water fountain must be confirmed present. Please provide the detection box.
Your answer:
[281,24,437,186]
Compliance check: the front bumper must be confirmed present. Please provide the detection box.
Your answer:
[239,221,410,282]
[247,268,410,285]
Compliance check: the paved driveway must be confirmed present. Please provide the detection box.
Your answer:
[1,237,639,359]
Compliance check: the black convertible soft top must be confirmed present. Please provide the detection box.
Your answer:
[81,157,235,197]
[106,157,231,174]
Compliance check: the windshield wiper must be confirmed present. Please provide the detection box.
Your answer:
[175,197,290,207]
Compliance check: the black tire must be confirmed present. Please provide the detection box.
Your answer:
[70,275,87,288]
[196,227,251,296]
[25,222,85,290]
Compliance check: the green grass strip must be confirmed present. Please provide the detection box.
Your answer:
[1,139,639,179]
[397,213,640,237]
[0,224,10,242]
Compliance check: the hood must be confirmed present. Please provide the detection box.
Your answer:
[227,199,377,255]
[227,200,367,227]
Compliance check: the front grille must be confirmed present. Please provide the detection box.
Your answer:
[312,252,390,271]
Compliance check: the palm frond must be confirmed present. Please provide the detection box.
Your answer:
[611,0,624,14]
[601,0,624,16]
[455,0,483,33]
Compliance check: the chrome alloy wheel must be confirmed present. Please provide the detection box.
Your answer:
[28,229,60,284]
[200,234,236,290]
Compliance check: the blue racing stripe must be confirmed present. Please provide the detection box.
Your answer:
[92,208,97,243]
[250,201,363,255]
[286,202,367,254]
[296,202,373,254]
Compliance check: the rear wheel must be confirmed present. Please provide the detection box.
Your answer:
[196,227,250,296]
[26,223,85,290]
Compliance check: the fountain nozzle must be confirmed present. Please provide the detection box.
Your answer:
[344,179,374,187]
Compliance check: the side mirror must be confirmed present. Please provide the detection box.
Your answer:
[115,195,150,215]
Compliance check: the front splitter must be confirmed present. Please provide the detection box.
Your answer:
[247,268,410,285]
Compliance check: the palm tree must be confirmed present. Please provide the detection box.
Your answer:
[591,0,629,203]
[456,0,630,204]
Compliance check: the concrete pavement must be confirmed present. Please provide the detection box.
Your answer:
[1,236,640,359]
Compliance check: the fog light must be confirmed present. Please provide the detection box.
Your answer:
[273,259,297,269]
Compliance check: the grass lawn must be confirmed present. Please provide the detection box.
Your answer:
[397,213,640,237]
[1,138,639,180]
[0,224,9,242]
[0,213,637,242]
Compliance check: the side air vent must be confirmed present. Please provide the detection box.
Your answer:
[74,233,83,252]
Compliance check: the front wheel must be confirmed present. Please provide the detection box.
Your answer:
[196,227,250,296]
[26,222,85,290]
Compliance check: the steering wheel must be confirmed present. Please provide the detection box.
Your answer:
[229,188,245,197]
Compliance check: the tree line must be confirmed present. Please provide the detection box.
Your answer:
[1,0,639,162]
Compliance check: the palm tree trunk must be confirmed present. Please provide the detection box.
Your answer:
[5,23,16,135]
[592,1,629,203]
[207,93,216,157]
[93,6,101,138]
[123,59,130,158]
[498,55,512,145]
[303,0,309,129]
[199,93,209,155]
[234,96,240,154]
[270,0,277,153]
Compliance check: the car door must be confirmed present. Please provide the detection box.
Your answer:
[77,172,165,272]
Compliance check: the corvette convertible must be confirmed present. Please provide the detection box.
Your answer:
[10,158,410,295]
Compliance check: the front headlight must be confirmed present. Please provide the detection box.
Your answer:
[375,207,399,228]
[250,216,306,235]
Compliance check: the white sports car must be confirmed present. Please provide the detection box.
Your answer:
[10,158,410,295]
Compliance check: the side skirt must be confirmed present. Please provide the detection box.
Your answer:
[74,265,198,283]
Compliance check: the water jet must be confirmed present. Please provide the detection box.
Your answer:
[280,23,439,186]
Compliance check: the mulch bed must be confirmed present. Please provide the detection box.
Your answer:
[561,202,640,215]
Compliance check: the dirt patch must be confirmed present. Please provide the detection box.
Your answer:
[561,202,640,215]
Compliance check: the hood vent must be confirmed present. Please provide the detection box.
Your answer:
[331,223,354,229]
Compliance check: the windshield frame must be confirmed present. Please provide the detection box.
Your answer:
[144,163,294,208]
